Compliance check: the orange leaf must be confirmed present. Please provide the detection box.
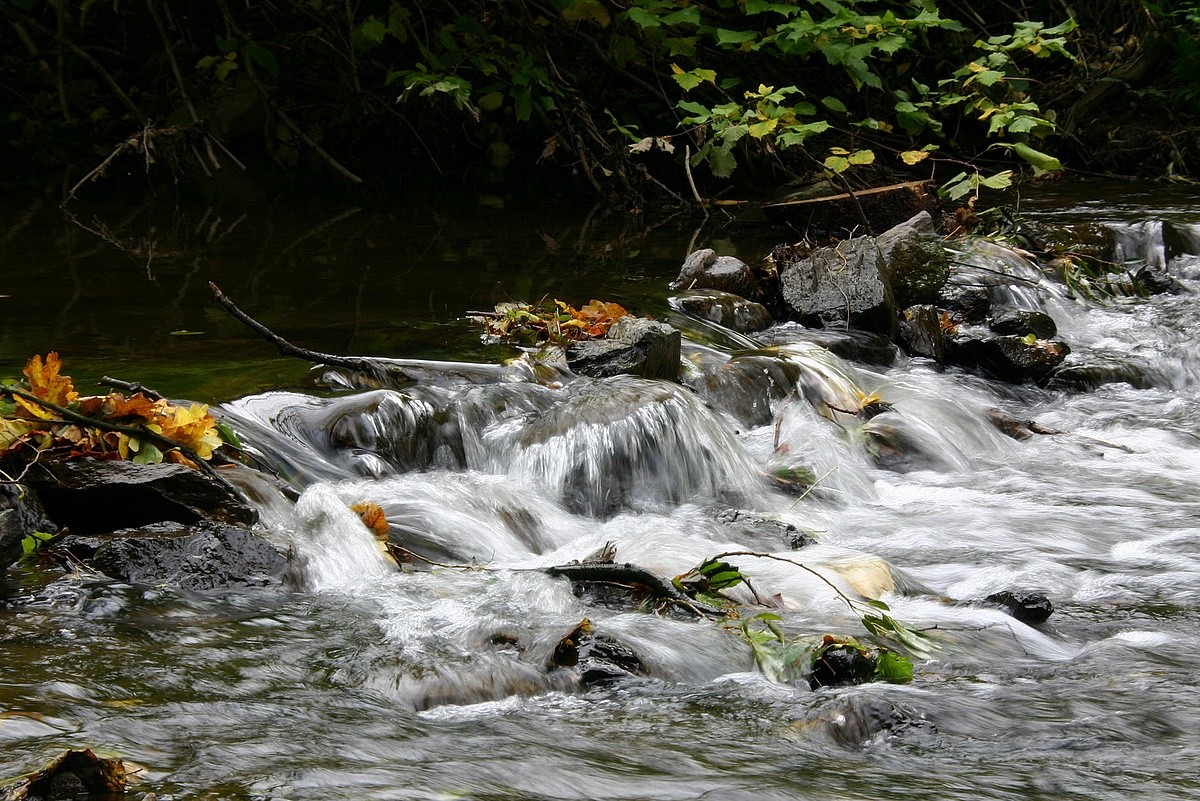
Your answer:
[351,502,390,541]
[17,353,78,419]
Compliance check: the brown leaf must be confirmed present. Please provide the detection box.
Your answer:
[351,502,390,541]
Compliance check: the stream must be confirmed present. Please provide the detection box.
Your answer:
[2,179,1200,799]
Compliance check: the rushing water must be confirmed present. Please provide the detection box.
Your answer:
[3,180,1200,800]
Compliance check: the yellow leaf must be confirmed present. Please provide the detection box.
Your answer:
[351,502,391,540]
[900,150,930,165]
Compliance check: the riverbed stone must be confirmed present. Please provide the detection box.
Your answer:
[1045,359,1153,392]
[1023,220,1118,263]
[756,323,898,367]
[983,590,1053,624]
[670,249,760,300]
[88,521,287,591]
[774,237,898,336]
[898,304,947,361]
[988,308,1058,339]
[948,332,1070,384]
[670,289,773,333]
[938,276,992,323]
[567,316,681,382]
[21,458,257,535]
[876,211,951,308]
[0,484,58,569]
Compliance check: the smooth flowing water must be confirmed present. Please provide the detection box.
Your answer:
[3,179,1200,800]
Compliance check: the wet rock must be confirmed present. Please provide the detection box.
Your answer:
[938,278,992,323]
[898,304,947,361]
[1130,265,1182,295]
[808,643,876,689]
[686,354,802,428]
[797,696,935,746]
[87,521,287,591]
[714,508,817,549]
[947,332,1070,384]
[4,748,127,801]
[549,620,646,688]
[1,484,58,569]
[669,289,773,333]
[986,408,1059,440]
[876,211,951,308]
[757,323,897,367]
[22,458,256,536]
[1045,360,1152,392]
[775,237,898,336]
[310,390,438,475]
[983,590,1054,624]
[988,308,1058,339]
[567,317,681,382]
[1022,220,1118,263]
[670,249,760,300]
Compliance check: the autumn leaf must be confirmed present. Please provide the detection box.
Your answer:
[16,352,78,419]
[351,502,391,540]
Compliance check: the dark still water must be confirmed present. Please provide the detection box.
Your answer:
[1,177,777,399]
[3,176,1200,801]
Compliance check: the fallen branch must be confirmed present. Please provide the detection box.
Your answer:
[207,281,385,376]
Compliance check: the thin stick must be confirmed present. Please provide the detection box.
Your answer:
[684,145,707,215]
[207,282,382,375]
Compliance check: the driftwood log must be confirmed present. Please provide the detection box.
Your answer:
[762,181,940,238]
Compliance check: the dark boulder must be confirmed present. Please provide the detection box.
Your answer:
[938,278,992,323]
[548,620,646,688]
[808,643,876,690]
[983,590,1054,624]
[876,211,951,308]
[669,289,773,333]
[22,458,256,535]
[714,508,817,550]
[1046,360,1153,392]
[0,484,57,569]
[87,521,287,591]
[775,237,898,336]
[685,354,802,428]
[898,305,947,361]
[567,317,681,382]
[988,308,1058,339]
[948,332,1070,384]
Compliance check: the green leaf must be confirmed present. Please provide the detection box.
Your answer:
[980,169,1014,189]
[820,96,847,113]
[242,42,279,76]
[1011,142,1064,173]
[20,530,54,556]
[216,421,242,449]
[708,146,737,178]
[848,148,875,165]
[625,7,661,28]
[874,649,914,682]
[132,442,164,465]
[824,155,850,173]
[716,28,757,46]
[661,6,700,26]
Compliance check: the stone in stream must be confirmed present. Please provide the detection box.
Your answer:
[807,641,877,690]
[669,288,773,333]
[988,308,1058,340]
[773,236,898,337]
[897,304,947,361]
[875,211,951,309]
[82,520,288,591]
[21,457,257,536]
[0,483,58,569]
[1045,360,1153,392]
[982,590,1054,624]
[947,331,1070,384]
[756,323,898,367]
[566,316,681,382]
[669,249,762,301]
[548,619,646,688]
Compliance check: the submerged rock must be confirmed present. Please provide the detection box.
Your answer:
[567,316,681,382]
[1045,360,1153,392]
[757,323,897,367]
[670,288,773,333]
[86,521,287,591]
[21,458,256,536]
[548,619,646,688]
[796,695,935,746]
[808,642,876,689]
